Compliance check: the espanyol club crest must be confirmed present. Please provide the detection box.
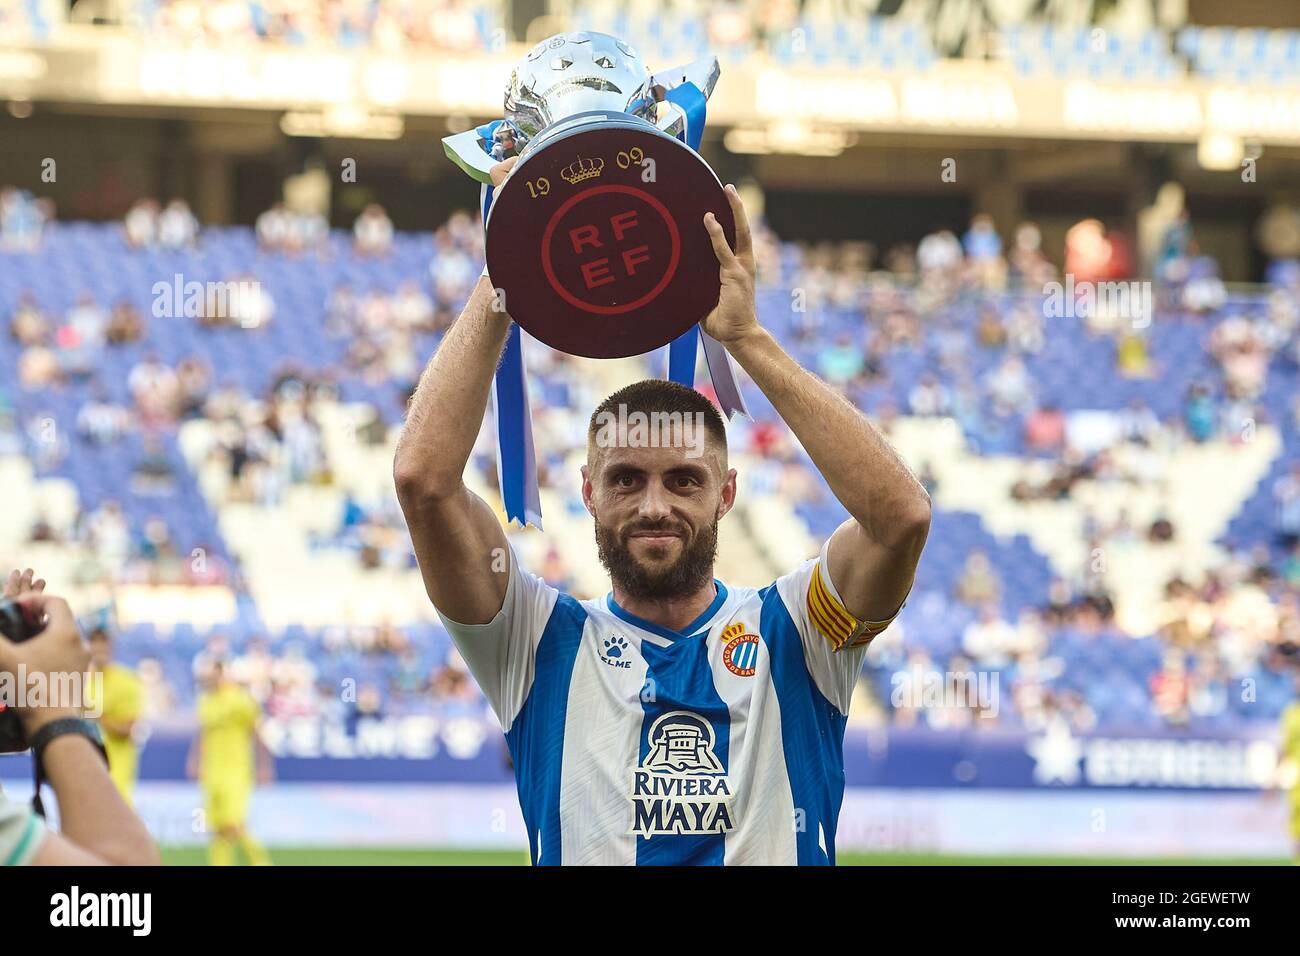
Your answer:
[720,622,760,677]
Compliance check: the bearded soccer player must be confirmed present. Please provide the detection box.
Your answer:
[394,159,930,865]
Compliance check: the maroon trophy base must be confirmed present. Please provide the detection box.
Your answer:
[486,113,736,360]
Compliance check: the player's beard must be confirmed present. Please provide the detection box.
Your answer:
[595,514,718,602]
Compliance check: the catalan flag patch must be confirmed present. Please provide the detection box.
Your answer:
[806,561,897,652]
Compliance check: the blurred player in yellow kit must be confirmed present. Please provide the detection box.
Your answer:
[188,660,274,866]
[86,628,144,805]
[1282,682,1300,863]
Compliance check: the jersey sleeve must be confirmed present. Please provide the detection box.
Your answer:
[773,536,905,714]
[434,538,560,731]
[0,794,45,866]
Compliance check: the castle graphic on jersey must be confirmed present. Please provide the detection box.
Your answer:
[629,711,735,837]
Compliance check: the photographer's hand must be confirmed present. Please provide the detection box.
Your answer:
[0,590,159,864]
[3,568,46,599]
[0,592,89,733]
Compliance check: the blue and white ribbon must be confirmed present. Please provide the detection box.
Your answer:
[480,152,543,529]
[662,83,749,421]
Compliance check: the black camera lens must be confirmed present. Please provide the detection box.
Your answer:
[0,600,34,643]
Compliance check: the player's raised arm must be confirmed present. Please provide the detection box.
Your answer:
[393,159,518,626]
[701,186,931,625]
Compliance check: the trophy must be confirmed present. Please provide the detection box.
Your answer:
[443,32,746,526]
[444,31,736,359]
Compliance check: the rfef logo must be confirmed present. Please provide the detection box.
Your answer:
[541,184,680,315]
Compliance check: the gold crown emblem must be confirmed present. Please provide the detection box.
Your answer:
[561,155,604,184]
[721,622,748,643]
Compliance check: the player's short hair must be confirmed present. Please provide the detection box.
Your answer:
[586,379,728,466]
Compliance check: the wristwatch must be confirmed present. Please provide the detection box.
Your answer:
[27,718,108,818]
[30,718,107,769]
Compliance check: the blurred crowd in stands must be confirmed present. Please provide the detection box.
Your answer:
[0,187,52,253]
[850,537,1300,733]
[2,176,1300,736]
[123,199,200,250]
[79,623,486,732]
[0,0,501,51]
[0,0,48,41]
[138,0,495,50]
[6,1,1300,90]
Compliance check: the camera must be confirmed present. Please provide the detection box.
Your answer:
[0,598,45,754]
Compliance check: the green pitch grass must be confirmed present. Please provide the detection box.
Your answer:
[159,847,1291,866]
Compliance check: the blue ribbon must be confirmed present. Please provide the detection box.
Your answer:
[482,179,542,528]
[665,82,708,151]
[493,320,542,528]
[663,82,709,389]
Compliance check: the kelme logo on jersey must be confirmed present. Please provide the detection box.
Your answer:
[629,711,735,837]
[601,634,632,668]
[720,623,760,677]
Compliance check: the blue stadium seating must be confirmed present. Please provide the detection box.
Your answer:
[2,218,1298,729]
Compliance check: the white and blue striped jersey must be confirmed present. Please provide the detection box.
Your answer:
[437,538,892,865]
